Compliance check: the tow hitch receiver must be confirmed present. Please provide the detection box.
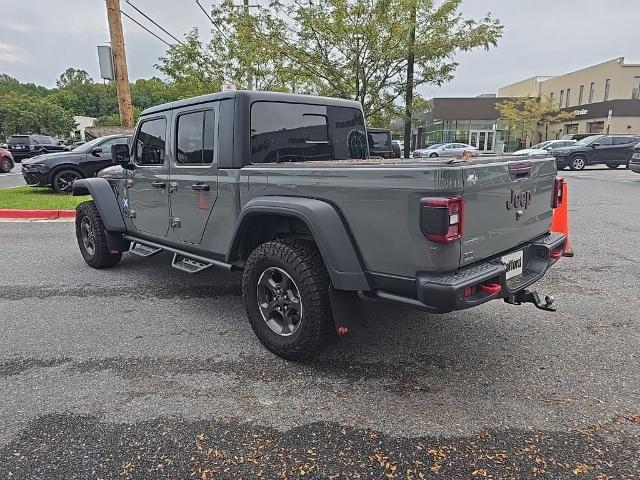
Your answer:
[505,289,556,312]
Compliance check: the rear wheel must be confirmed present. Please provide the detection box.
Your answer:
[52,169,82,194]
[75,201,122,268]
[0,157,12,173]
[242,239,332,361]
[569,156,586,171]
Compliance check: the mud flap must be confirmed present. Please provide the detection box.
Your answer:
[329,287,366,334]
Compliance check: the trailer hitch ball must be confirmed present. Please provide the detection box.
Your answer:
[505,289,557,312]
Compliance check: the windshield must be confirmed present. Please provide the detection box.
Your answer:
[575,135,601,146]
[531,141,552,149]
[72,137,107,153]
[425,143,443,150]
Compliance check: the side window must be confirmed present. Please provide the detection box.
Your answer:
[99,137,127,152]
[596,136,612,146]
[135,118,166,165]
[176,110,215,166]
[613,136,633,145]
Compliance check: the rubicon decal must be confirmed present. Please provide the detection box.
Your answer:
[506,188,532,210]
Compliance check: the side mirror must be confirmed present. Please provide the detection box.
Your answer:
[91,147,102,156]
[111,144,134,169]
[592,143,599,148]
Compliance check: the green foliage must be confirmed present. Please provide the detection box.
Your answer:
[496,96,575,143]
[0,186,90,209]
[56,68,94,89]
[0,91,77,139]
[157,0,502,117]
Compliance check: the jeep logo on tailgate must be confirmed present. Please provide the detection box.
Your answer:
[506,188,532,210]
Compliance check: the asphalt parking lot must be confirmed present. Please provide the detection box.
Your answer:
[1,167,639,479]
[0,163,24,190]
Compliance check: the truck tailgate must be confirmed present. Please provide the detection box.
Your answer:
[459,157,556,267]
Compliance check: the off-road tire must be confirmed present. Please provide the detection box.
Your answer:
[569,155,586,171]
[606,163,621,169]
[75,201,122,268]
[0,157,12,173]
[242,239,332,361]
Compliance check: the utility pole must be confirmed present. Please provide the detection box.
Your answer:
[403,0,417,159]
[244,0,253,90]
[105,0,134,128]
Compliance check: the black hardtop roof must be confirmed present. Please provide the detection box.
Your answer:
[367,127,391,133]
[140,90,363,116]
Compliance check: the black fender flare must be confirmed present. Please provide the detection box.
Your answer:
[72,178,125,232]
[228,196,370,291]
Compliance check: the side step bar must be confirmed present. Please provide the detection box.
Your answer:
[172,253,212,274]
[129,242,162,257]
[122,235,233,273]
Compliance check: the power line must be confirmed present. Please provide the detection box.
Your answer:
[125,0,185,46]
[195,0,230,43]
[120,9,174,47]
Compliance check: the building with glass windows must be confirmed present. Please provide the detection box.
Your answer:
[498,57,640,140]
[412,58,640,153]
[412,97,522,153]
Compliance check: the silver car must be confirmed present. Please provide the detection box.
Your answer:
[413,142,478,158]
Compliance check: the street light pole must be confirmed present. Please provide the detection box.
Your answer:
[105,0,134,128]
[403,0,417,159]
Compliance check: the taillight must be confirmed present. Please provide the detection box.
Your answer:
[552,177,565,208]
[420,197,464,243]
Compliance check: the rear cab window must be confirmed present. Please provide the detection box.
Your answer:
[250,101,367,163]
[368,131,390,150]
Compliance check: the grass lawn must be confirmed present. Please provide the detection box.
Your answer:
[0,186,90,210]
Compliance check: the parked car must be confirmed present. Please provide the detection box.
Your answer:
[21,134,130,193]
[560,133,599,141]
[367,128,395,159]
[413,143,477,158]
[552,134,640,170]
[7,134,68,162]
[512,140,576,156]
[629,142,640,174]
[71,90,565,361]
[0,147,15,173]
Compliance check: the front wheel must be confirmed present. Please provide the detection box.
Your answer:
[75,201,122,268]
[242,239,333,361]
[569,156,586,171]
[429,152,438,158]
[52,169,82,194]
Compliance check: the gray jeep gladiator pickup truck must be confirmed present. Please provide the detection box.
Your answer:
[72,91,566,360]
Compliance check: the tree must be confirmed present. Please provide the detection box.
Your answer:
[56,68,93,89]
[158,0,502,118]
[0,92,76,139]
[496,96,575,146]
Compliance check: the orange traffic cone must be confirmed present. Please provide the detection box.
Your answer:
[551,179,574,257]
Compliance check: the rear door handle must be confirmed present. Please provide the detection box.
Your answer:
[151,180,166,188]
[191,182,210,191]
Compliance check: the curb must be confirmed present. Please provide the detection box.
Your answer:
[0,209,76,220]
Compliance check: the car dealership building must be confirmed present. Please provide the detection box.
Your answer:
[414,57,640,153]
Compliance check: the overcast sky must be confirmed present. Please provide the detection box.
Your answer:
[1,0,638,98]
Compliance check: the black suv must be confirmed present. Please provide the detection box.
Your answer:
[21,134,129,193]
[7,134,68,162]
[552,134,640,170]
[366,128,396,158]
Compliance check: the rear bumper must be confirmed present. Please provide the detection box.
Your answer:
[377,232,566,313]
